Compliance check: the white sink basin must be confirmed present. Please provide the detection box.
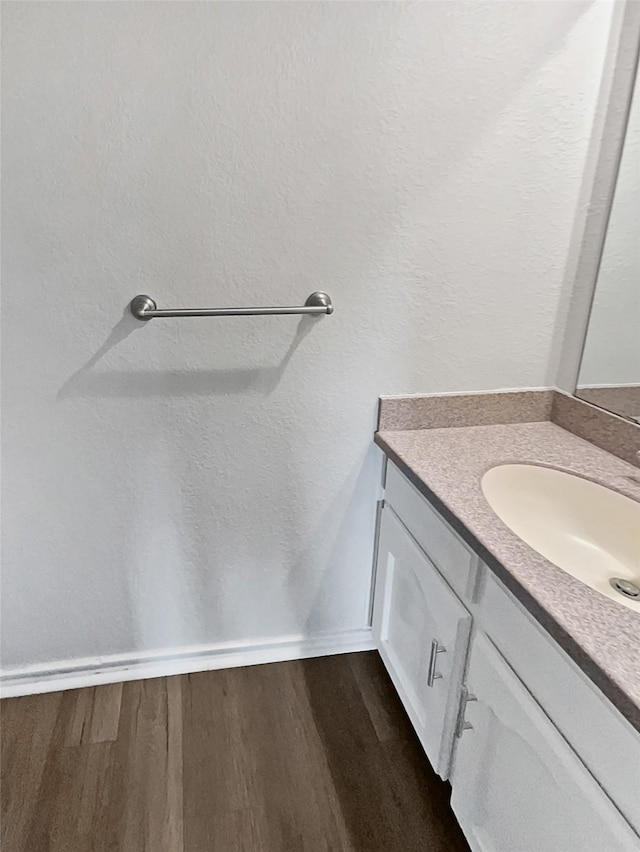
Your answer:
[481,464,640,613]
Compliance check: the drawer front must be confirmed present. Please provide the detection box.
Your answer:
[480,574,640,834]
[385,462,477,601]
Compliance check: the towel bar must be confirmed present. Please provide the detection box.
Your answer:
[130,291,333,321]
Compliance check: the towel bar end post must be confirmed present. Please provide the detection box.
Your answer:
[305,291,333,315]
[130,295,157,321]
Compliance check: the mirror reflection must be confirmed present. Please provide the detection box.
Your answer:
[576,66,640,422]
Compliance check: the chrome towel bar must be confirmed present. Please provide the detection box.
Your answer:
[130,291,333,321]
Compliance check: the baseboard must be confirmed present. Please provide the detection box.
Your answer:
[0,628,376,698]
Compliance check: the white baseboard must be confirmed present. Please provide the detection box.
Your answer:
[0,628,375,698]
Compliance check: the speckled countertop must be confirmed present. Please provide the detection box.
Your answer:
[375,421,640,731]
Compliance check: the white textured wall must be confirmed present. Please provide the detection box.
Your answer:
[1,1,611,670]
[578,68,640,387]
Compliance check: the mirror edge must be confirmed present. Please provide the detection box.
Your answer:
[551,0,640,395]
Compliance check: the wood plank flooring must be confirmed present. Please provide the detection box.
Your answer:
[1,652,469,851]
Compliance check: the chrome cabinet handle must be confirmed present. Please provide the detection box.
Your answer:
[455,686,478,737]
[427,639,446,687]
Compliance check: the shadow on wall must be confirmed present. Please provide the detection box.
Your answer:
[57,314,318,399]
[281,444,380,636]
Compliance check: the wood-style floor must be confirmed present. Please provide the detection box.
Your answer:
[1,651,469,851]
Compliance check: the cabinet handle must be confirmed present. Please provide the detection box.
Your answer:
[427,639,446,687]
[455,686,478,737]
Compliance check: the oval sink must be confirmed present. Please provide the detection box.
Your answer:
[481,464,640,613]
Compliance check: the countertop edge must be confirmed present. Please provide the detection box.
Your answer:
[373,431,640,734]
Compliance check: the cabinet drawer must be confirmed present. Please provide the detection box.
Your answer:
[385,462,477,601]
[480,574,640,835]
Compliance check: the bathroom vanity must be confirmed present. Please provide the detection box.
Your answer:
[371,395,640,852]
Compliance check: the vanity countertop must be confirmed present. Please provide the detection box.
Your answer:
[375,420,640,732]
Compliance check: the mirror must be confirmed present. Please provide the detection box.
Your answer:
[575,65,639,422]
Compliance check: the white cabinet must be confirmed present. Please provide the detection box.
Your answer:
[372,461,640,851]
[372,506,471,778]
[450,633,640,852]
[479,574,640,834]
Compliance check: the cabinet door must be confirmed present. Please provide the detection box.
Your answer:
[450,633,639,852]
[372,506,471,778]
